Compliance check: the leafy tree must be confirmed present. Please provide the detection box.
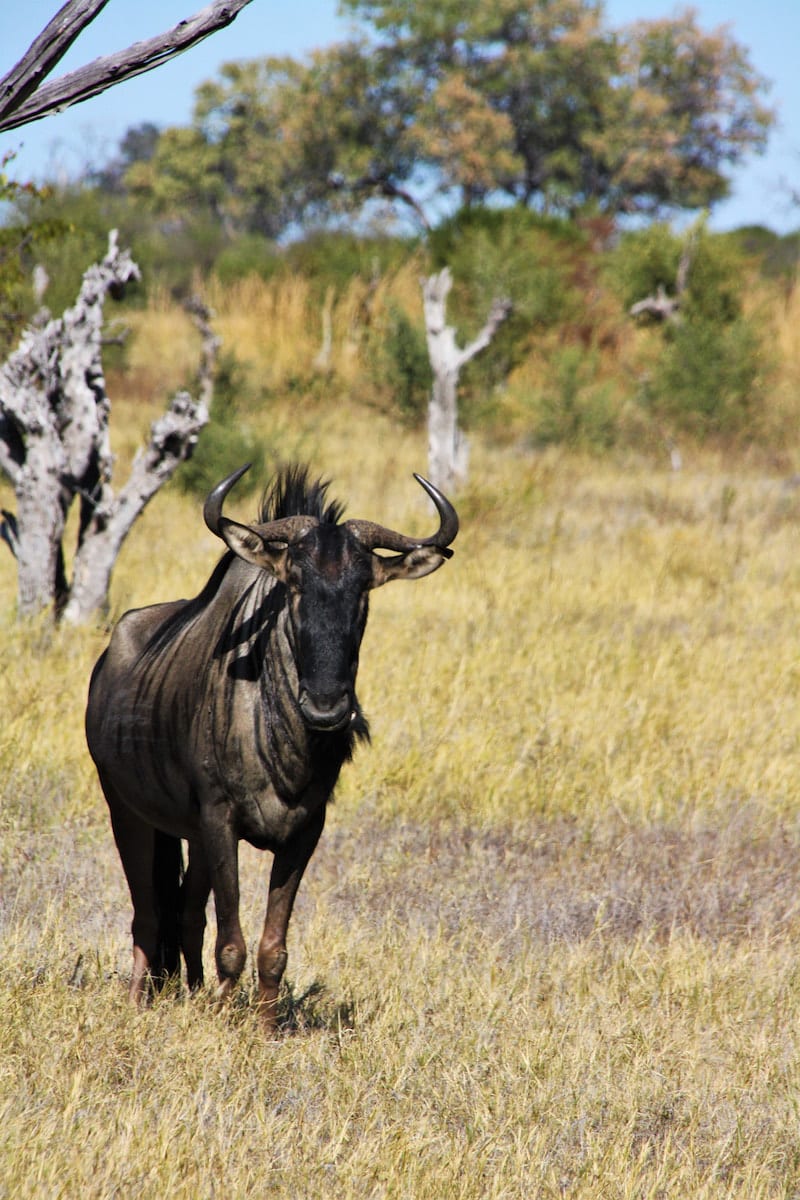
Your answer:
[338,0,773,219]
[414,72,522,206]
[598,15,775,215]
[91,122,160,194]
[124,45,422,237]
[125,124,233,232]
[120,1,771,234]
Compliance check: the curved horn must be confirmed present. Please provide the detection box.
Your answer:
[203,464,252,537]
[346,473,459,556]
[204,464,318,547]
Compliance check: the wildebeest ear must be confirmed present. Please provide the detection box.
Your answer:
[218,520,291,579]
[370,544,452,588]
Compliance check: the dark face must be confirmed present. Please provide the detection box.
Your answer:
[285,525,372,732]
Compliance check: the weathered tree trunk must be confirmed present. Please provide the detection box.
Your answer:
[422,267,511,492]
[0,231,213,623]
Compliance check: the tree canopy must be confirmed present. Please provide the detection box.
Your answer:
[118,0,773,237]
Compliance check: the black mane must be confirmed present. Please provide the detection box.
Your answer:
[258,464,345,526]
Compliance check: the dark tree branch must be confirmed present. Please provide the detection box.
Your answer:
[328,171,431,232]
[0,0,256,133]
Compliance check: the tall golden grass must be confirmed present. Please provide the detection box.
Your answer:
[2,274,800,1196]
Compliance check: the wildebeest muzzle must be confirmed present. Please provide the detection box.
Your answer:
[297,682,355,732]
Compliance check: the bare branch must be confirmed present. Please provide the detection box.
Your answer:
[61,301,214,624]
[0,0,256,133]
[629,284,682,323]
[61,389,210,624]
[0,229,141,616]
[0,1,111,124]
[0,232,213,622]
[456,296,512,370]
[184,294,221,412]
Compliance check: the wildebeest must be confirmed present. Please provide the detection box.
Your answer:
[86,463,457,1031]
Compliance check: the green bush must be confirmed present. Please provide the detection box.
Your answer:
[11,181,239,304]
[213,234,281,284]
[608,222,683,314]
[370,304,431,423]
[645,316,767,438]
[728,225,800,281]
[610,222,770,437]
[610,220,745,326]
[282,230,415,297]
[177,353,266,498]
[528,347,619,450]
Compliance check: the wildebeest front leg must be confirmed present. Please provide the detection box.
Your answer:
[257,807,326,1033]
[202,816,247,1001]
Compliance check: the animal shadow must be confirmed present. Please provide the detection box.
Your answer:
[277,978,356,1035]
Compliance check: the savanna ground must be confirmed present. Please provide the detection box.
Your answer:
[3,273,800,1197]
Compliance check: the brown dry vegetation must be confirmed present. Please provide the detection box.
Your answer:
[2,275,800,1197]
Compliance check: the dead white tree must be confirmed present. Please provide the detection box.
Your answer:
[0,0,256,133]
[629,224,699,324]
[422,267,511,492]
[0,231,213,623]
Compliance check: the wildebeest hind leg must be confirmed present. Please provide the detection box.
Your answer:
[105,790,163,1005]
[151,829,182,987]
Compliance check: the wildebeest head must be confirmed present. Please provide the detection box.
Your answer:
[204,465,458,732]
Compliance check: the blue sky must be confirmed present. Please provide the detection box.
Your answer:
[1,0,799,233]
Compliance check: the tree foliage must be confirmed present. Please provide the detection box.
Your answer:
[125,0,773,236]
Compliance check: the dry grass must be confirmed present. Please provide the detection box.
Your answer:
[3,287,800,1196]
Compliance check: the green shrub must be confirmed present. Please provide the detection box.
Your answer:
[282,230,415,297]
[645,316,767,438]
[528,347,619,450]
[213,234,280,284]
[610,221,770,437]
[11,181,239,304]
[728,225,800,281]
[370,304,431,424]
[0,161,72,355]
[177,353,266,497]
[610,220,745,326]
[608,222,683,314]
